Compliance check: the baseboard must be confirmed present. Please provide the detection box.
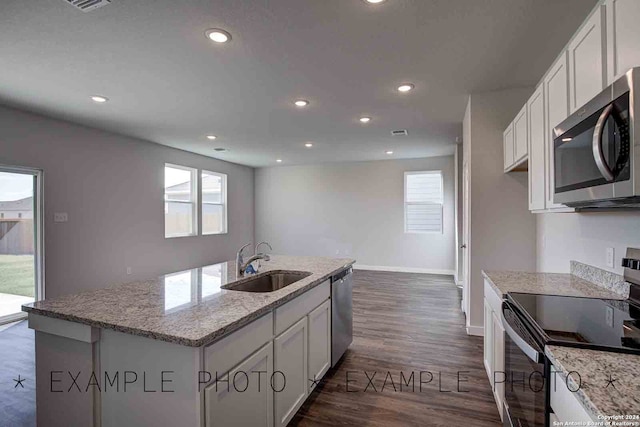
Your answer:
[353,264,456,276]
[466,325,484,337]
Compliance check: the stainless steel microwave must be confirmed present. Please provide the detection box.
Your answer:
[553,68,639,208]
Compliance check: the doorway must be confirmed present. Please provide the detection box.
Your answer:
[0,166,43,324]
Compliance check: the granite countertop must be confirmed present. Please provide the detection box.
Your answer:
[23,255,354,347]
[546,345,640,420]
[482,270,627,300]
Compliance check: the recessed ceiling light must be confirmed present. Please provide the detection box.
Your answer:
[386,150,394,155]
[305,143,313,148]
[360,117,372,123]
[365,0,386,3]
[397,83,415,92]
[206,135,217,140]
[205,29,231,43]
[90,95,108,103]
[562,137,573,142]
[276,159,283,163]
[294,99,309,107]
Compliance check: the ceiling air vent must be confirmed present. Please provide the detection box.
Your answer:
[214,148,229,152]
[64,0,111,12]
[391,129,408,136]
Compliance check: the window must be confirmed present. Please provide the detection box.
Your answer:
[201,170,227,235]
[164,164,197,238]
[404,171,444,233]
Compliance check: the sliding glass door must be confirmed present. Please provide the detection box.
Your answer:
[0,166,43,324]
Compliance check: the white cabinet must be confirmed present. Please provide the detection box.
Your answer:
[503,124,515,171]
[513,105,528,164]
[568,5,606,112]
[550,366,595,424]
[544,52,573,211]
[483,280,504,420]
[274,317,308,427]
[307,299,331,392]
[205,342,274,427]
[504,106,527,172]
[527,85,546,211]
[606,0,640,83]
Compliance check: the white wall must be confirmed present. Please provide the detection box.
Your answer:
[0,105,254,298]
[464,89,537,333]
[537,212,640,275]
[254,156,456,274]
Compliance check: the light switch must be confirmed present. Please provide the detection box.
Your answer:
[54,212,68,223]
[606,247,615,268]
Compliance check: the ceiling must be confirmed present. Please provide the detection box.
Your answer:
[0,0,597,167]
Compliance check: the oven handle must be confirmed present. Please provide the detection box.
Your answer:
[502,308,544,364]
[592,104,615,182]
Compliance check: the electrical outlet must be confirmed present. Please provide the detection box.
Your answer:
[605,306,614,328]
[126,267,132,275]
[606,247,615,268]
[53,212,68,223]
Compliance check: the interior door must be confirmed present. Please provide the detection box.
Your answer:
[462,160,471,317]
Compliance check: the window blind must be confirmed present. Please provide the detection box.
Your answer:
[404,171,443,233]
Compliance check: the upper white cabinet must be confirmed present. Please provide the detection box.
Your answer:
[503,124,515,171]
[544,53,573,211]
[606,0,640,83]
[513,105,528,164]
[527,85,546,211]
[568,5,607,112]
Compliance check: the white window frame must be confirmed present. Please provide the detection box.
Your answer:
[200,170,228,235]
[164,163,198,238]
[404,170,444,234]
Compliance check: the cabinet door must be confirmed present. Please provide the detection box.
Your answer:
[205,342,273,427]
[483,299,494,381]
[606,0,640,83]
[503,124,515,171]
[568,5,606,112]
[307,300,331,392]
[514,105,528,164]
[544,52,571,210]
[274,317,308,427]
[492,311,505,420]
[528,86,546,211]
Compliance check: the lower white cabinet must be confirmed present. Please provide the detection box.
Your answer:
[274,317,308,427]
[205,342,274,427]
[203,279,334,427]
[307,299,331,392]
[550,366,595,423]
[483,280,505,420]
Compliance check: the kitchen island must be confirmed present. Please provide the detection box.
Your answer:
[23,255,354,427]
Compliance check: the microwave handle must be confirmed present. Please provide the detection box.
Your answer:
[592,104,615,182]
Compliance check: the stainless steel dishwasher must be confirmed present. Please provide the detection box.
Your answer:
[331,267,353,367]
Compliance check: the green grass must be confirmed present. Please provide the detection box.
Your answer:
[0,255,34,297]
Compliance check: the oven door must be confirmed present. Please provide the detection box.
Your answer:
[502,302,547,427]
[553,77,633,206]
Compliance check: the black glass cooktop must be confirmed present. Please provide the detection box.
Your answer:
[507,293,640,354]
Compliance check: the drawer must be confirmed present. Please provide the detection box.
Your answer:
[484,279,503,316]
[550,366,594,423]
[204,312,273,380]
[274,280,330,336]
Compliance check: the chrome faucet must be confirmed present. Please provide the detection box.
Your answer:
[236,243,269,277]
[254,241,272,261]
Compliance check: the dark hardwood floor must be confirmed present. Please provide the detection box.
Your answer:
[0,320,35,427]
[290,270,502,427]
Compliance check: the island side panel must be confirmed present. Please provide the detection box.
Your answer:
[30,316,99,427]
[99,329,203,427]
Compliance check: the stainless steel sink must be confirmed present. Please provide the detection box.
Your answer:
[222,271,312,293]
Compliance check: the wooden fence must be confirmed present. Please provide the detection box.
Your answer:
[0,220,34,255]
